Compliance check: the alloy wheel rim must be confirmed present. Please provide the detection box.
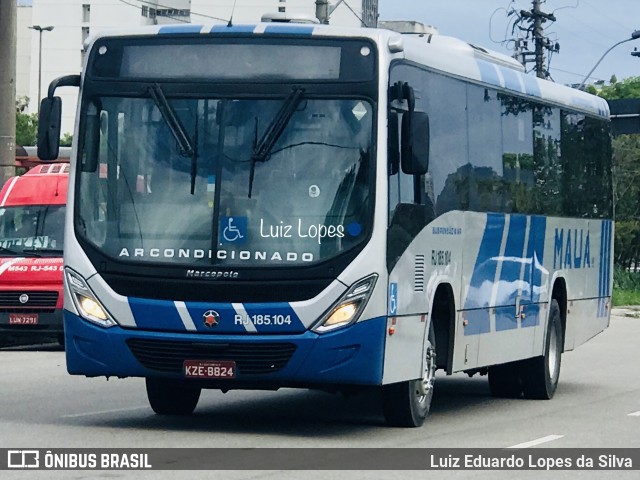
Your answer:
[416,340,436,405]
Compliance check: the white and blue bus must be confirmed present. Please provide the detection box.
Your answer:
[38,19,613,427]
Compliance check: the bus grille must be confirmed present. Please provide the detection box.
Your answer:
[0,291,58,311]
[126,338,297,375]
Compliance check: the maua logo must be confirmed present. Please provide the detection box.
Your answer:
[553,228,593,269]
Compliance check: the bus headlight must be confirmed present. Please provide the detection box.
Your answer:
[312,274,378,333]
[65,268,117,328]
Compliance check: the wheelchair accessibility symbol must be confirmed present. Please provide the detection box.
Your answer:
[220,216,247,244]
[389,282,398,316]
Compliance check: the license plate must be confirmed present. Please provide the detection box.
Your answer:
[183,360,236,379]
[9,313,39,325]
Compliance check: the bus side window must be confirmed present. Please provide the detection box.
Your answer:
[387,202,433,271]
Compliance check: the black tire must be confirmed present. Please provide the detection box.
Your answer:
[521,299,563,399]
[146,378,201,415]
[488,362,522,398]
[382,323,436,427]
[57,332,65,347]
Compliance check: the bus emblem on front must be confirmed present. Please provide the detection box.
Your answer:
[203,310,220,328]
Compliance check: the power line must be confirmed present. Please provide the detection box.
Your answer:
[581,0,633,32]
[551,0,579,15]
[117,0,190,23]
[341,0,366,27]
[548,65,602,82]
[117,0,229,23]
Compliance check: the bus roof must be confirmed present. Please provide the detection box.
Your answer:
[84,22,609,119]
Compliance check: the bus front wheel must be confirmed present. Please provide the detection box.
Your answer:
[145,378,201,415]
[382,323,436,427]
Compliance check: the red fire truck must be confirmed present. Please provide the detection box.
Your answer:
[0,163,68,345]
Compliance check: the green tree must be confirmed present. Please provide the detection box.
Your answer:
[60,133,73,147]
[595,76,640,100]
[15,111,38,146]
[595,76,640,267]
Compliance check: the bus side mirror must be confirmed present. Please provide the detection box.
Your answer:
[37,97,62,161]
[388,111,400,175]
[401,111,430,175]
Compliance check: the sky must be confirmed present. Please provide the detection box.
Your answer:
[377,0,640,86]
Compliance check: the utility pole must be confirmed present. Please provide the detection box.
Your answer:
[315,0,329,24]
[0,0,17,184]
[29,25,55,114]
[518,0,557,78]
[315,0,346,25]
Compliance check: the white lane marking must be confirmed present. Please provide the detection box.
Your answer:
[61,406,148,418]
[628,411,640,417]
[507,434,564,449]
[175,301,197,331]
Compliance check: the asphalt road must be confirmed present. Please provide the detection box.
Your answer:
[1,310,639,479]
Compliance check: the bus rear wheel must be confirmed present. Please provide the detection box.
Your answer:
[145,378,201,415]
[520,299,563,399]
[382,324,436,427]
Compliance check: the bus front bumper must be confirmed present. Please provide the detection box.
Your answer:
[64,312,386,387]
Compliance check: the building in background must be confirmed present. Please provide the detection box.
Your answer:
[16,0,378,136]
[16,1,33,106]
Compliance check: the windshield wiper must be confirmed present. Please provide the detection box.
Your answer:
[248,87,304,198]
[149,84,199,194]
[22,248,63,255]
[0,247,41,257]
[0,246,21,256]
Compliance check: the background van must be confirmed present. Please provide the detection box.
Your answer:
[0,163,68,346]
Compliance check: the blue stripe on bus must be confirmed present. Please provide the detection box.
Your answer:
[608,221,613,292]
[263,25,315,35]
[496,215,527,332]
[602,220,612,317]
[598,220,606,316]
[242,303,305,333]
[210,24,257,35]
[501,67,524,94]
[607,221,612,296]
[185,303,247,334]
[464,213,505,335]
[598,220,612,317]
[522,215,546,328]
[129,298,307,334]
[600,220,607,316]
[521,74,541,98]
[158,25,204,35]
[181,302,306,334]
[128,297,185,331]
[571,96,596,111]
[521,216,535,305]
[477,60,501,88]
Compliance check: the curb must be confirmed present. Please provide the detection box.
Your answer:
[611,306,640,318]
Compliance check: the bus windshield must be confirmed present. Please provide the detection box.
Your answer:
[77,95,374,268]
